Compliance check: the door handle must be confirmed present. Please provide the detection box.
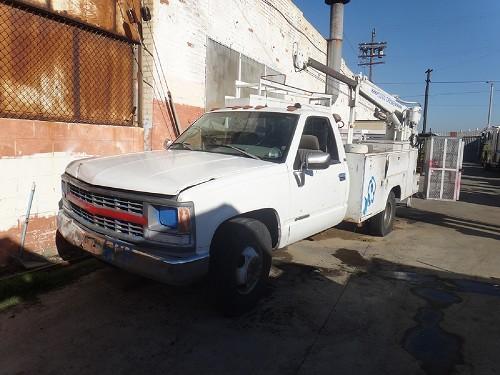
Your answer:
[339,172,346,181]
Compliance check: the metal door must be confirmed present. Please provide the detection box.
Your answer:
[423,137,464,201]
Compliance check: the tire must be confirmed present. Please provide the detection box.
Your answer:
[210,217,272,315]
[55,231,87,261]
[368,191,396,237]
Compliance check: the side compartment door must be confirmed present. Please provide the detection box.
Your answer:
[287,116,349,244]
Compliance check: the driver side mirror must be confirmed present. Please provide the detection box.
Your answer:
[163,139,173,149]
[303,151,331,170]
[293,151,331,187]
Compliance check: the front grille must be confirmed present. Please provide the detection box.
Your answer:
[68,183,143,215]
[69,202,144,238]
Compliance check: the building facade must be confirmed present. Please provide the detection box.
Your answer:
[0,0,371,263]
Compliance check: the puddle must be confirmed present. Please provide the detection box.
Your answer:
[413,287,462,308]
[332,249,369,268]
[451,279,500,297]
[403,307,463,375]
[403,287,463,375]
[384,269,500,375]
[378,270,437,284]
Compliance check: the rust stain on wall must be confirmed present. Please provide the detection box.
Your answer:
[14,0,141,42]
[0,3,134,126]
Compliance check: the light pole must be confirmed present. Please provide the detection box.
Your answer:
[487,81,494,128]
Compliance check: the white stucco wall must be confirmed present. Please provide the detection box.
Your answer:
[0,152,88,232]
[153,0,374,122]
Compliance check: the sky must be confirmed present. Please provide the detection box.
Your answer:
[292,0,500,132]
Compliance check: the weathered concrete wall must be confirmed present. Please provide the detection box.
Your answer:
[0,118,143,263]
[151,0,374,140]
[0,0,147,264]
[154,0,326,109]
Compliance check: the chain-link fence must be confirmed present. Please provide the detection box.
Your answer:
[0,2,135,126]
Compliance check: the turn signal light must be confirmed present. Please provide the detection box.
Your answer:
[178,207,191,233]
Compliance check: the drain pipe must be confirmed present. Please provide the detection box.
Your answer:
[325,0,350,102]
[19,182,36,260]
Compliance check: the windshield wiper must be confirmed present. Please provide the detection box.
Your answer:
[170,142,192,150]
[208,144,261,160]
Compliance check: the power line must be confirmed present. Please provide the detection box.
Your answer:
[433,80,500,84]
[358,28,387,81]
[260,0,326,56]
[379,80,500,85]
[118,0,176,140]
[344,33,358,57]
[431,104,489,108]
[401,90,491,99]
[126,0,181,138]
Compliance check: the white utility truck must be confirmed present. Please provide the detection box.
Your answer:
[481,125,500,169]
[57,56,422,311]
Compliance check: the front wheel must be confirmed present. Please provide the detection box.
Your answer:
[210,217,272,315]
[368,191,396,237]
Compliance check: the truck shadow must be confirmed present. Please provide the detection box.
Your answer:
[0,237,56,277]
[397,207,500,241]
[3,247,500,375]
[458,163,500,207]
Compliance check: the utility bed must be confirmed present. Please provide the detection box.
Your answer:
[344,141,419,223]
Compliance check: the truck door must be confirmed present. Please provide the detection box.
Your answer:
[287,116,349,243]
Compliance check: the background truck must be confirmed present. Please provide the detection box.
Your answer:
[57,58,422,312]
[481,126,500,169]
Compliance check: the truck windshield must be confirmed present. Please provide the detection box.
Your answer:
[170,111,299,162]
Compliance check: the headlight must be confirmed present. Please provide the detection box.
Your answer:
[157,206,192,233]
[145,203,194,246]
[158,208,178,228]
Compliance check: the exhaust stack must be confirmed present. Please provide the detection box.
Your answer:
[325,0,350,102]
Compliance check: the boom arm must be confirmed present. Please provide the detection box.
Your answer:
[295,56,422,144]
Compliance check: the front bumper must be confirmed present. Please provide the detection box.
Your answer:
[57,211,209,285]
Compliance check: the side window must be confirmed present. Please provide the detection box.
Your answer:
[296,117,340,165]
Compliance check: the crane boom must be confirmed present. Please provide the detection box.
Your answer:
[295,56,422,144]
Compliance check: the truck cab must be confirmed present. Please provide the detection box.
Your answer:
[57,94,419,312]
[56,106,355,310]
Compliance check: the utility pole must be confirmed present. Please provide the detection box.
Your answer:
[369,29,375,81]
[358,28,387,82]
[422,69,433,134]
[487,81,494,128]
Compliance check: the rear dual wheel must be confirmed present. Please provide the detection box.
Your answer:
[368,191,396,237]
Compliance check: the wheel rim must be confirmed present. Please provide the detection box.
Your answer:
[383,200,392,227]
[235,246,262,295]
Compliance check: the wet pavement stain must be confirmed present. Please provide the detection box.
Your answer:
[413,287,462,307]
[403,284,464,375]
[308,223,375,242]
[381,270,500,375]
[451,278,500,297]
[332,248,369,268]
[403,306,463,375]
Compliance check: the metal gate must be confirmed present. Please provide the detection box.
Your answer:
[423,137,464,201]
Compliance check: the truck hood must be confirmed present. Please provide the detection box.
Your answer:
[65,150,273,196]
